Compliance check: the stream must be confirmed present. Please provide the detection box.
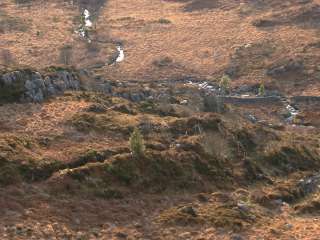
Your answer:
[75,9,93,43]
[184,79,301,125]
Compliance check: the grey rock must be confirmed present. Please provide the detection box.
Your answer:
[267,59,304,77]
[247,114,257,123]
[297,173,320,196]
[179,206,197,217]
[237,201,251,213]
[0,69,81,103]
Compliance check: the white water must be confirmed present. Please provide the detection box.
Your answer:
[184,80,302,125]
[83,9,93,27]
[116,46,125,63]
[184,81,217,93]
[286,104,299,123]
[75,9,93,43]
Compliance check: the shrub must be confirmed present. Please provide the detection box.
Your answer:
[219,74,231,95]
[258,83,265,96]
[129,128,145,158]
[158,18,172,24]
[153,56,173,67]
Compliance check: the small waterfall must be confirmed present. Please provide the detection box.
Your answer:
[286,104,299,123]
[75,9,93,43]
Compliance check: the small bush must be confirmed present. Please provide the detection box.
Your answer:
[153,56,173,67]
[158,18,172,24]
[219,74,231,95]
[258,83,265,96]
[129,128,145,158]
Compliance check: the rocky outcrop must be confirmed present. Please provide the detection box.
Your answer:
[0,69,80,102]
[266,59,304,78]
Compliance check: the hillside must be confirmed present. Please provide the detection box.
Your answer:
[0,0,320,239]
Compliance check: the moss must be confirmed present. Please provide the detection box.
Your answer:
[141,154,193,190]
[105,155,138,185]
[234,128,257,151]
[94,188,124,199]
[70,112,133,135]
[18,158,64,182]
[169,114,222,135]
[68,149,105,169]
[72,92,113,105]
[157,206,200,226]
[158,199,258,230]
[295,193,320,214]
[0,157,64,186]
[63,150,216,192]
[0,75,26,102]
[261,145,320,173]
[193,157,232,183]
[44,65,71,73]
[0,161,21,185]
[157,18,172,24]
[205,204,255,230]
[0,134,66,184]
[138,101,157,113]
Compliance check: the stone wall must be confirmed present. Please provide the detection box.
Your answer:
[291,96,320,105]
[216,96,282,105]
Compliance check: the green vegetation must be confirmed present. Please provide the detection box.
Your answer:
[157,18,172,24]
[129,128,145,158]
[258,83,265,96]
[0,134,65,185]
[219,74,231,95]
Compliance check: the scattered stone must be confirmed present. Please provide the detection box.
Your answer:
[297,173,320,196]
[283,223,293,230]
[180,99,188,105]
[266,59,304,77]
[247,114,257,123]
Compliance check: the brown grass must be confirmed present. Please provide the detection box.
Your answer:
[1,0,320,94]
